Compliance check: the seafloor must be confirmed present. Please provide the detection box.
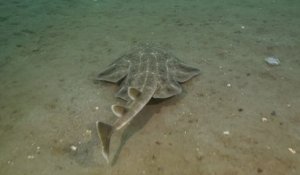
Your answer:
[0,0,299,174]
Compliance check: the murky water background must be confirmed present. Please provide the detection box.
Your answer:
[1,0,300,174]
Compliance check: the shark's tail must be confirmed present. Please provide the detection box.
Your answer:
[96,121,114,163]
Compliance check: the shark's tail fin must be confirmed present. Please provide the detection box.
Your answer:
[96,121,114,163]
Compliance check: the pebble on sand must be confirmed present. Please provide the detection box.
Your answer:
[261,117,268,122]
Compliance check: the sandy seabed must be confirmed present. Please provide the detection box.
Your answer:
[0,0,299,174]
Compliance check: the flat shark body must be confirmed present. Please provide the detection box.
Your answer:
[96,43,200,162]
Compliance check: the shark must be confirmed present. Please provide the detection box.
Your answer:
[95,43,200,162]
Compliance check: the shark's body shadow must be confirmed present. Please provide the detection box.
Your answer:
[110,97,178,165]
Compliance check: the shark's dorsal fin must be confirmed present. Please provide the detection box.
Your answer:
[128,87,141,100]
[111,104,127,117]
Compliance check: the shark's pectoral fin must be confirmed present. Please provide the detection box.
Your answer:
[111,104,128,117]
[128,87,141,100]
[173,62,200,83]
[96,121,114,163]
[96,57,130,83]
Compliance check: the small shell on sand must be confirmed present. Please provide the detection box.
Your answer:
[288,147,296,154]
[223,131,230,135]
[265,56,280,65]
[70,145,77,151]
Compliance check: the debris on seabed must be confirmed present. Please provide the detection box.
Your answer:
[226,83,231,87]
[36,146,41,154]
[85,129,92,135]
[288,148,296,154]
[223,131,230,135]
[70,145,77,151]
[27,155,35,159]
[83,129,92,140]
[95,106,99,110]
[261,117,268,122]
[265,56,280,66]
[7,160,14,165]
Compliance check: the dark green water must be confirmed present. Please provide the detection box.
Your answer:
[1,0,300,174]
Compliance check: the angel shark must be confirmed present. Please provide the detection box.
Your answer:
[95,43,200,162]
